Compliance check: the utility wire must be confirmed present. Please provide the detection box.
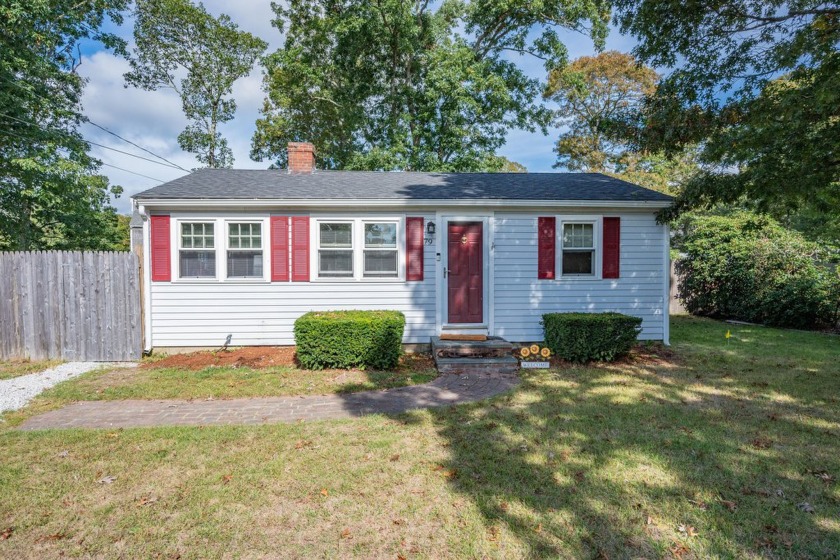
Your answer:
[83,120,190,171]
[1,113,185,170]
[1,125,164,183]
[1,74,191,172]
[100,163,164,183]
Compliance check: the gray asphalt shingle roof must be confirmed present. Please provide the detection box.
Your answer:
[133,169,672,203]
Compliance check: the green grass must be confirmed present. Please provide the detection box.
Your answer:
[1,316,838,558]
[0,359,62,380]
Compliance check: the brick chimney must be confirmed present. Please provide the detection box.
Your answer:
[287,142,315,174]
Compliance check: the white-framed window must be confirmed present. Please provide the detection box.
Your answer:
[318,221,354,277]
[178,222,216,278]
[226,222,263,278]
[560,219,598,276]
[313,217,404,281]
[363,221,399,278]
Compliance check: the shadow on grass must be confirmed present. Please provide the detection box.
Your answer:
[400,320,840,557]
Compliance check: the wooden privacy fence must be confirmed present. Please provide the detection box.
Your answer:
[0,251,141,361]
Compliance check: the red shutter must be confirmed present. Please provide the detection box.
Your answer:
[150,215,171,282]
[537,217,555,280]
[406,217,424,281]
[603,217,621,279]
[291,216,310,282]
[271,216,290,281]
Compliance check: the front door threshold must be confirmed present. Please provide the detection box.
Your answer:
[440,325,489,337]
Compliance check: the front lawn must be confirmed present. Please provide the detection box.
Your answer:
[0,359,63,381]
[1,316,838,558]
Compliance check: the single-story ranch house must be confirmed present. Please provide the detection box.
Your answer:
[131,142,673,353]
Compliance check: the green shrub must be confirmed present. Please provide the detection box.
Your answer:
[542,312,642,363]
[675,212,840,330]
[294,310,405,370]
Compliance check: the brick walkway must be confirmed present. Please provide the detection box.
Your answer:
[18,372,519,430]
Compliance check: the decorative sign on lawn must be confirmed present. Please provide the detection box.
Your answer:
[519,344,551,369]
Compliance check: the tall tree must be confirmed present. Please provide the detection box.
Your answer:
[126,0,266,168]
[252,0,610,171]
[612,1,840,219]
[544,50,658,172]
[0,0,129,250]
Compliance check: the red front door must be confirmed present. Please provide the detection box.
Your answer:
[447,222,483,324]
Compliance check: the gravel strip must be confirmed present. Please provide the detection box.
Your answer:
[0,362,136,414]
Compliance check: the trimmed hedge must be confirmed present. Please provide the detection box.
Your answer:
[294,310,405,370]
[542,312,642,363]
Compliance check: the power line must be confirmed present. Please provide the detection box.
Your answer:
[100,163,164,182]
[83,119,190,172]
[0,113,185,170]
[0,125,165,184]
[1,74,191,172]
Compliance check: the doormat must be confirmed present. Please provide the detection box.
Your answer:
[439,333,488,342]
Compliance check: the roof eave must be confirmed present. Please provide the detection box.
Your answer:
[131,197,672,209]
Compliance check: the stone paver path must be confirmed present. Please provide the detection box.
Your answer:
[18,372,519,430]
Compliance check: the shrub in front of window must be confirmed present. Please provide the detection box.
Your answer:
[542,312,642,363]
[294,310,405,370]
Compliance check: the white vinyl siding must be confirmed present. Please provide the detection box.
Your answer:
[150,213,435,346]
[493,212,667,341]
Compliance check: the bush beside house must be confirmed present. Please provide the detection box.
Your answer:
[542,312,642,363]
[294,310,405,370]
[675,213,840,330]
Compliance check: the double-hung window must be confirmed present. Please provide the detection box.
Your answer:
[363,222,398,278]
[315,218,403,280]
[227,222,263,278]
[561,222,596,276]
[179,222,215,278]
[318,222,354,277]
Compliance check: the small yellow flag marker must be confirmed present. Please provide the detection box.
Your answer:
[725,329,731,344]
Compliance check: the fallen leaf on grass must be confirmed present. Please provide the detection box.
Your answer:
[719,499,738,512]
[688,499,708,510]
[35,533,66,543]
[106,431,121,439]
[677,524,699,537]
[499,501,510,513]
[340,528,351,539]
[797,502,815,514]
[534,523,543,533]
[137,495,158,507]
[389,454,400,462]
[574,471,586,483]
[221,475,233,485]
[320,488,329,497]
[1,527,12,540]
[809,470,835,484]
[294,440,314,450]
[669,542,690,559]
[97,475,117,485]
[397,555,407,560]
[57,450,69,458]
[392,518,405,526]
[750,437,772,449]
[487,526,500,542]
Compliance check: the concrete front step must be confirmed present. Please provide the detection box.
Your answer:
[435,356,520,375]
[431,336,519,374]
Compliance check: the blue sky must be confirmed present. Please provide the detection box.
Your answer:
[79,3,638,213]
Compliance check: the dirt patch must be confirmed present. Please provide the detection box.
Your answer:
[144,347,436,373]
[144,347,297,371]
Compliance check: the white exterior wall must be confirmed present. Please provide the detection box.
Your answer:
[149,212,436,347]
[146,208,669,349]
[492,211,668,342]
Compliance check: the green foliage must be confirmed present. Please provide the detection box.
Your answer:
[542,312,642,363]
[126,0,266,168]
[0,0,129,250]
[675,213,840,330]
[294,310,406,370]
[613,1,840,224]
[252,0,610,171]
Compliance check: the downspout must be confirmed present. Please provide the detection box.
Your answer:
[137,203,153,354]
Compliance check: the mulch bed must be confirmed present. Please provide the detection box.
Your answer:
[144,347,436,373]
